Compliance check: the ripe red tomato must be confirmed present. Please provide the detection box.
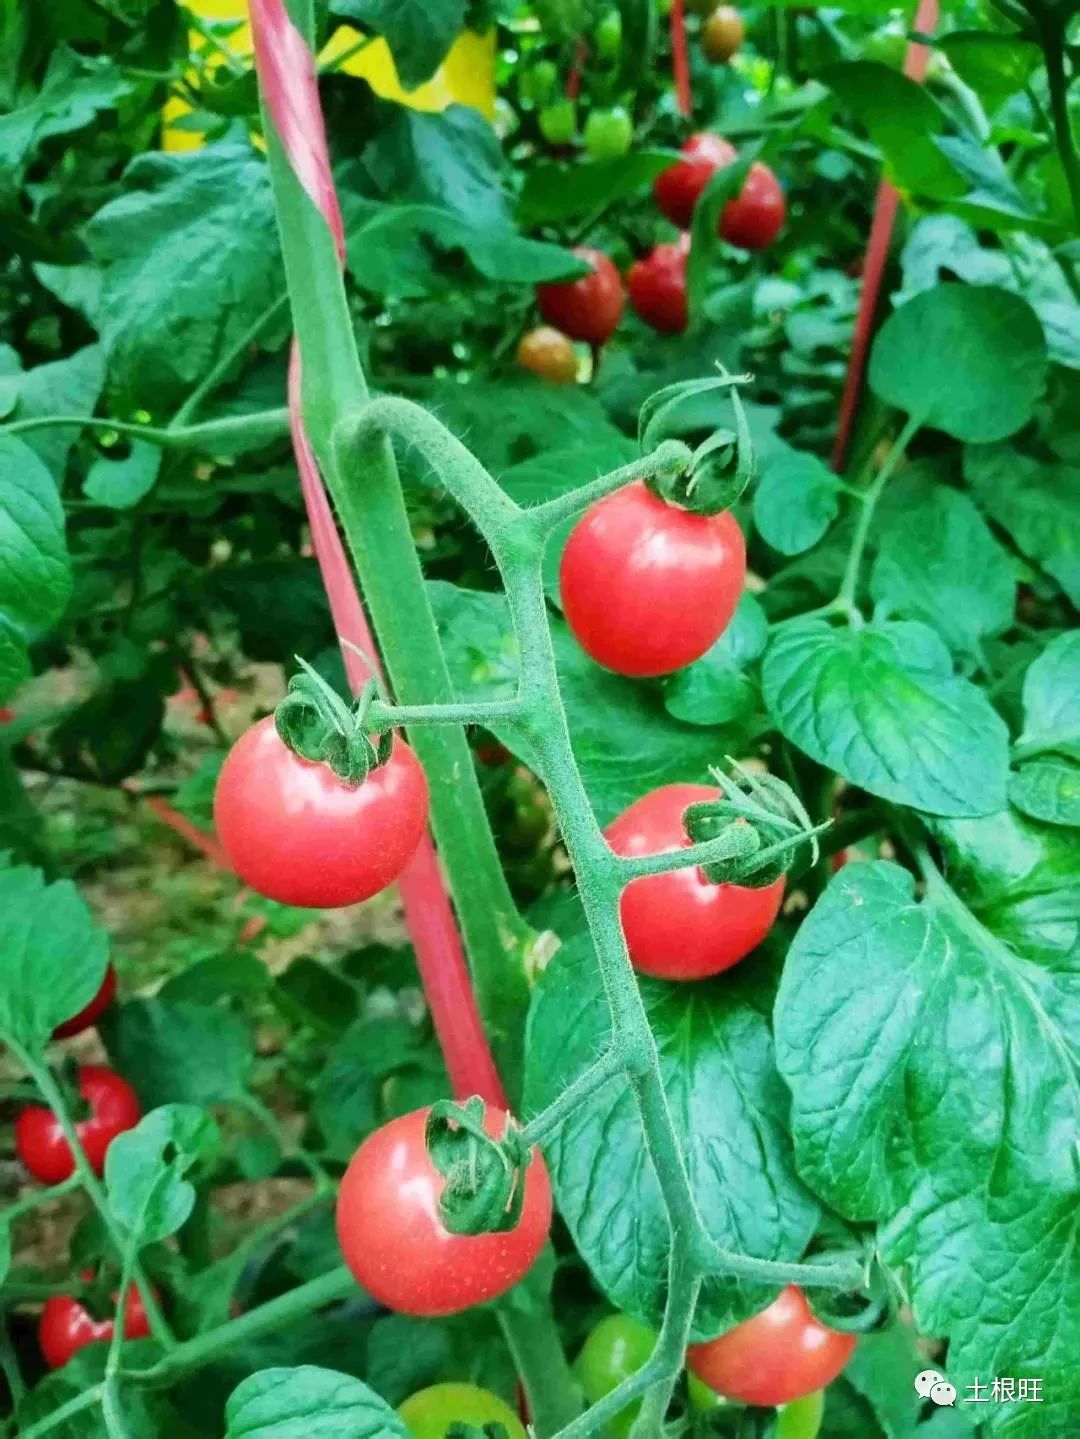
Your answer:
[16,1066,141,1184]
[686,1286,856,1406]
[559,482,745,677]
[53,965,117,1040]
[517,326,578,384]
[336,1106,551,1316]
[702,5,745,62]
[39,1284,152,1369]
[720,162,785,250]
[627,238,689,334]
[654,133,736,228]
[536,247,624,346]
[604,784,784,980]
[213,717,429,909]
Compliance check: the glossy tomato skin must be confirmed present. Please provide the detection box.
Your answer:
[39,1285,151,1369]
[605,785,784,980]
[720,162,785,250]
[213,718,428,909]
[537,247,624,346]
[686,1287,856,1406]
[560,483,745,677]
[53,965,117,1039]
[16,1066,141,1184]
[578,1315,656,1437]
[517,326,578,384]
[627,239,689,334]
[336,1106,551,1316]
[703,5,745,62]
[654,133,736,228]
[399,1383,526,1439]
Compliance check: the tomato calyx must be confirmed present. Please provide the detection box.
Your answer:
[638,367,755,516]
[683,760,828,888]
[425,1097,532,1237]
[274,658,391,787]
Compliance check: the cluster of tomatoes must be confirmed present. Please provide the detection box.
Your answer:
[518,131,784,385]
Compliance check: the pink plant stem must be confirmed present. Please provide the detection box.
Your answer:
[670,0,692,117]
[831,0,940,472]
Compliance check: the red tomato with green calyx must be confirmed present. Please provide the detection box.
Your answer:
[53,965,117,1040]
[654,133,736,228]
[39,1285,152,1369]
[16,1065,141,1185]
[720,162,785,250]
[654,135,784,249]
[537,247,624,346]
[213,717,428,909]
[560,482,745,677]
[605,784,784,980]
[336,1105,551,1316]
[628,238,689,334]
[686,1286,855,1406]
[399,1383,526,1439]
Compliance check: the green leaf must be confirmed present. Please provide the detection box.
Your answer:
[330,0,465,88]
[1016,632,1080,761]
[85,144,284,410]
[224,1366,411,1439]
[1009,757,1080,828]
[0,865,109,1053]
[775,861,1080,1436]
[429,582,723,824]
[938,32,1042,114]
[6,345,105,480]
[762,621,1009,816]
[869,286,1047,440]
[753,448,841,556]
[105,1104,219,1244]
[0,436,71,704]
[100,997,254,1108]
[663,594,768,727]
[83,440,162,509]
[0,1220,10,1287]
[365,107,510,232]
[525,926,818,1336]
[964,445,1080,606]
[517,149,679,226]
[869,488,1016,658]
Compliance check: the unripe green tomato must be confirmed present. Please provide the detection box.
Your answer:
[578,1315,657,1438]
[539,98,577,145]
[584,106,633,160]
[776,1389,825,1439]
[595,8,623,60]
[863,26,906,69]
[522,58,559,105]
[687,1371,740,1416]
[398,1383,526,1439]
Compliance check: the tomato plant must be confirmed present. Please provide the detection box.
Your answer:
[39,1284,152,1370]
[15,1066,141,1184]
[702,6,745,64]
[52,965,117,1039]
[577,1315,656,1437]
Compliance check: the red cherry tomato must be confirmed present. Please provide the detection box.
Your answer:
[686,1286,856,1406]
[702,5,745,62]
[53,965,117,1040]
[16,1066,141,1184]
[559,482,745,677]
[654,133,736,228]
[336,1106,551,1316]
[39,1284,152,1369]
[720,162,785,250]
[537,247,624,346]
[517,326,578,384]
[213,717,429,909]
[627,238,689,334]
[605,784,784,980]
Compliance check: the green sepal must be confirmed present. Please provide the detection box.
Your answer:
[425,1098,530,1237]
[274,659,390,788]
[684,761,826,888]
[639,367,755,516]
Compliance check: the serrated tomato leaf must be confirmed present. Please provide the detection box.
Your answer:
[106,1104,219,1244]
[224,1366,410,1439]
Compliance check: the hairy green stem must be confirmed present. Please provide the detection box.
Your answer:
[0,410,290,452]
[837,414,921,612]
[519,1049,622,1148]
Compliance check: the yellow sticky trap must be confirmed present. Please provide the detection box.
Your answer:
[162,1,494,151]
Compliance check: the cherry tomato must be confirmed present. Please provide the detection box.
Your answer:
[594,9,623,61]
[627,238,689,334]
[702,5,745,62]
[720,162,785,250]
[686,1371,738,1415]
[584,106,633,160]
[686,1287,856,1406]
[399,1383,526,1439]
[604,784,785,980]
[39,1285,152,1369]
[213,717,429,909]
[16,1066,141,1185]
[654,133,736,228]
[517,326,578,384]
[537,247,624,346]
[777,1389,826,1439]
[538,98,577,145]
[578,1315,656,1437]
[53,965,117,1040]
[336,1106,551,1316]
[521,58,559,106]
[559,482,745,677]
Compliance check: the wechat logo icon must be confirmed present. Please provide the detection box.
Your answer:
[915,1370,956,1406]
